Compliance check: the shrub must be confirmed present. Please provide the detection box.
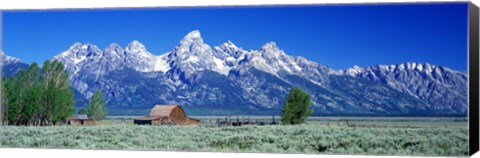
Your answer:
[0,125,468,156]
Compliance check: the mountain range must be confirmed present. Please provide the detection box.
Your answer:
[1,30,468,116]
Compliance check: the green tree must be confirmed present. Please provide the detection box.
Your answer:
[21,63,43,125]
[87,90,106,120]
[41,60,75,125]
[77,108,87,115]
[281,87,313,125]
[3,63,43,125]
[2,60,75,126]
[3,77,20,125]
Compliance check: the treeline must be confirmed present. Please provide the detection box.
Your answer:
[2,60,75,126]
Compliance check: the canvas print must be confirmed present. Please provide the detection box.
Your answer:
[0,2,471,156]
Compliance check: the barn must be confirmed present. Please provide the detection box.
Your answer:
[67,114,95,126]
[134,104,200,126]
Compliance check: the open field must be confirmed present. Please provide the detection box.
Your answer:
[105,116,468,128]
[0,124,468,156]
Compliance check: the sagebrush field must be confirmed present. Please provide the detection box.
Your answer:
[0,125,468,156]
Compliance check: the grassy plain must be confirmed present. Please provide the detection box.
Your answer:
[0,121,468,156]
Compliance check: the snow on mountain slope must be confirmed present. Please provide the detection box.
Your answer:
[1,52,29,77]
[53,30,333,86]
[336,62,468,115]
[165,30,231,82]
[42,29,468,116]
[1,52,22,64]
[53,41,171,74]
[124,41,170,72]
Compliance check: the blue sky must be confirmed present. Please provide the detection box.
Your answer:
[1,2,469,71]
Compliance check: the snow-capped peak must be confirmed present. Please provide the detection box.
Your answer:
[126,40,147,53]
[70,42,82,49]
[54,42,102,64]
[223,40,237,48]
[340,62,465,84]
[345,65,364,76]
[53,40,171,75]
[0,52,22,64]
[172,30,210,55]
[123,40,169,72]
[107,43,121,49]
[52,30,331,86]
[103,43,124,60]
[215,40,246,59]
[166,30,231,78]
[260,41,280,51]
[181,30,203,43]
[105,43,123,53]
[69,42,100,52]
[258,42,287,59]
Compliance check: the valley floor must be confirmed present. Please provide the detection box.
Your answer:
[0,124,468,156]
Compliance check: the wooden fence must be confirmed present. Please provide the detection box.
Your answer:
[200,115,280,127]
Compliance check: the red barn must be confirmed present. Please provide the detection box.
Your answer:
[134,104,200,126]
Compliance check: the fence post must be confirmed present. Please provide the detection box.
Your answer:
[272,115,275,125]
[241,116,244,126]
[236,116,239,126]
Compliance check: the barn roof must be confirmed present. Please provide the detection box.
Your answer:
[134,116,165,121]
[70,114,89,120]
[187,117,200,122]
[149,104,185,116]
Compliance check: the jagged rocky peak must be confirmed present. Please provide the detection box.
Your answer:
[377,64,397,72]
[126,40,147,53]
[344,62,443,76]
[1,52,22,64]
[345,65,364,76]
[106,43,122,51]
[219,40,240,52]
[214,40,247,60]
[258,41,287,59]
[68,42,101,53]
[3,29,469,116]
[54,42,103,65]
[222,40,238,48]
[394,62,438,73]
[171,30,213,59]
[105,43,124,55]
[124,40,159,66]
[260,41,280,51]
[180,29,204,44]
[104,43,124,57]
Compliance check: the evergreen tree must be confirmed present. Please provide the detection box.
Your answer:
[281,87,313,125]
[87,90,106,120]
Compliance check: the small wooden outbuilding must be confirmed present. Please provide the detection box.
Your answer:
[134,104,200,126]
[67,114,95,126]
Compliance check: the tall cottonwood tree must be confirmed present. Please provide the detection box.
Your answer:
[87,90,106,121]
[2,60,75,126]
[41,60,75,125]
[20,63,42,125]
[3,77,20,125]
